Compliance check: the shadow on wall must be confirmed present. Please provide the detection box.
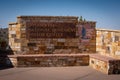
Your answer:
[0,49,14,70]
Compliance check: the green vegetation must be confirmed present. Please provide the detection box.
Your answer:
[79,16,86,22]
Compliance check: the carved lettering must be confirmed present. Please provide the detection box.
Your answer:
[26,22,76,39]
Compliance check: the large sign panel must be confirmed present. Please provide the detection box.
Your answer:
[77,23,95,46]
[26,22,76,39]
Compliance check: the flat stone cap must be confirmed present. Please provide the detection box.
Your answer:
[90,54,120,62]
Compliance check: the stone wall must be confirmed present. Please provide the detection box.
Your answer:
[96,29,120,58]
[90,54,120,74]
[9,16,96,54]
[9,23,21,53]
[8,54,120,74]
[8,54,89,67]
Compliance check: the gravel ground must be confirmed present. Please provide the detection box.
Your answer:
[0,66,120,80]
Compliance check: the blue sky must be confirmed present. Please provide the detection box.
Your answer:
[0,0,120,30]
